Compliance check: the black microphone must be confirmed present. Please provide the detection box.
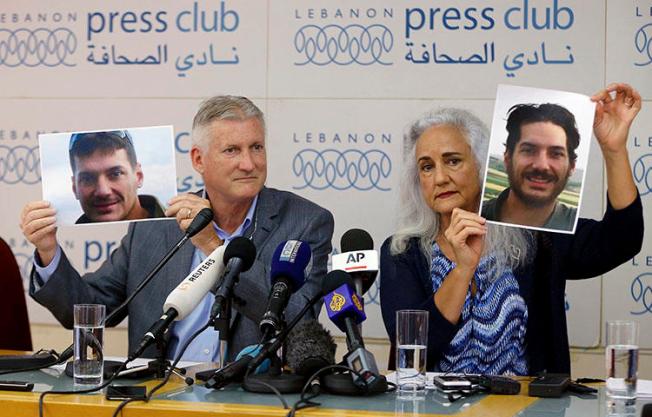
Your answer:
[332,229,378,296]
[210,237,257,319]
[58,208,215,364]
[246,272,348,373]
[286,319,336,377]
[259,240,311,340]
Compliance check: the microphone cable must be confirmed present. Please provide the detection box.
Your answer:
[239,334,290,410]
[38,358,130,417]
[110,319,211,417]
[285,363,397,417]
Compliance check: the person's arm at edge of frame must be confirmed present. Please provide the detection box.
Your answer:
[562,83,644,279]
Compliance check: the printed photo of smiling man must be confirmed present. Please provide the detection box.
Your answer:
[480,85,595,234]
[39,126,177,226]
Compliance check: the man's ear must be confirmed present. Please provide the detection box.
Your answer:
[135,163,144,188]
[190,146,205,175]
[504,150,511,166]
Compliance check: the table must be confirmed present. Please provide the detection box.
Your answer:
[0,365,649,416]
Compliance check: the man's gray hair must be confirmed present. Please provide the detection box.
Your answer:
[391,107,534,272]
[191,96,265,151]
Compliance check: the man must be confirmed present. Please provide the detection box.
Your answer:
[482,103,580,231]
[69,130,164,223]
[20,96,334,361]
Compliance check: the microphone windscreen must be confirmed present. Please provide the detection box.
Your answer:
[340,229,373,252]
[286,319,336,377]
[186,208,214,237]
[270,240,311,290]
[224,237,256,271]
[322,270,354,295]
[642,403,652,417]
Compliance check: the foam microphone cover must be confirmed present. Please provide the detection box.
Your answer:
[224,237,256,271]
[340,228,374,252]
[286,319,336,377]
[643,403,652,417]
[270,240,311,289]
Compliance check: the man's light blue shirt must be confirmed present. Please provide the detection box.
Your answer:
[34,195,258,362]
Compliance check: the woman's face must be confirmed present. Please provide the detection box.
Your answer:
[415,124,481,216]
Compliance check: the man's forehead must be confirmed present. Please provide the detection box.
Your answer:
[517,122,568,147]
[73,148,133,170]
[208,118,265,140]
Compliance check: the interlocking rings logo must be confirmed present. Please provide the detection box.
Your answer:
[630,273,652,315]
[0,27,77,67]
[294,24,393,66]
[0,145,41,184]
[634,23,652,67]
[632,153,652,197]
[293,149,391,191]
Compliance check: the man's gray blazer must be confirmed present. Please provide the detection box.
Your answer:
[30,187,334,360]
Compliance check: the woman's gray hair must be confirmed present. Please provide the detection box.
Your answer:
[191,95,265,152]
[390,108,534,271]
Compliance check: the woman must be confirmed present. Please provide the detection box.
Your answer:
[380,83,643,375]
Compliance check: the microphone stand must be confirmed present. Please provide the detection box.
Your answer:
[241,293,325,394]
[199,292,323,390]
[212,293,231,370]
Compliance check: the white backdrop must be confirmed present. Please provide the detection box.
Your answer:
[0,0,650,349]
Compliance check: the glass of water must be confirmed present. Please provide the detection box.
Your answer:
[73,304,105,386]
[605,320,639,404]
[396,309,429,392]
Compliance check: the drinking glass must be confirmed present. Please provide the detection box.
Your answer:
[396,309,429,392]
[73,304,105,385]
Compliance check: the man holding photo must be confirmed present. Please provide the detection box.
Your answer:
[482,103,579,231]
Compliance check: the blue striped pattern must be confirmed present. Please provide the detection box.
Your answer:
[430,243,528,375]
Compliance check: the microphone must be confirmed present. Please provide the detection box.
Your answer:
[210,237,257,319]
[163,245,226,320]
[286,319,336,377]
[57,208,215,365]
[245,274,347,374]
[323,270,381,390]
[202,344,271,389]
[332,229,378,296]
[128,244,225,361]
[259,240,311,340]
[185,208,215,237]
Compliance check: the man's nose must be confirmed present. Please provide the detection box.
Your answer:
[94,176,112,196]
[531,151,551,170]
[238,150,255,171]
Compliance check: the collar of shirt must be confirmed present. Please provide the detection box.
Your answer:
[213,194,258,244]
